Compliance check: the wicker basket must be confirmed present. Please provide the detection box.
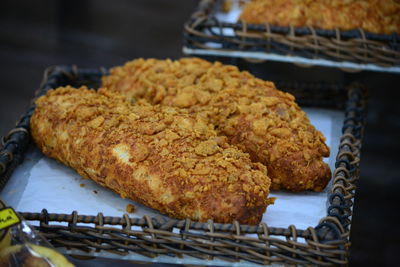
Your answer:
[183,0,400,71]
[0,65,367,266]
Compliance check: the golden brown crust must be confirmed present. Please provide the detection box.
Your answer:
[102,58,331,192]
[239,0,400,35]
[30,86,273,224]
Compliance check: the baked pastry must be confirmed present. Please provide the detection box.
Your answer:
[30,86,273,224]
[239,0,400,35]
[102,58,331,192]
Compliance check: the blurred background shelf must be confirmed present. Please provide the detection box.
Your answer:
[183,0,400,73]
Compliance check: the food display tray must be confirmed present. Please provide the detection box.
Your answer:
[0,65,367,266]
[183,0,400,73]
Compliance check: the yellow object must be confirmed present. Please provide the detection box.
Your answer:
[0,208,20,230]
[0,207,19,251]
[0,228,11,251]
[0,244,75,267]
[28,244,75,267]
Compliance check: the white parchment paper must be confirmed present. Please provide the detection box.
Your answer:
[214,0,242,23]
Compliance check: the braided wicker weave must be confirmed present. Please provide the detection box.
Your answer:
[0,65,367,266]
[183,0,400,68]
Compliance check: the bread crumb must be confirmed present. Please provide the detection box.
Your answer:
[126,203,135,213]
[80,183,85,187]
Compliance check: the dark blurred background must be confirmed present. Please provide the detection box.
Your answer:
[1,1,399,266]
